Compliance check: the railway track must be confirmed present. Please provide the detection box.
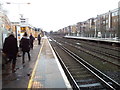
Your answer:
[62,40,120,67]
[65,37,120,59]
[64,37,120,52]
[49,35,120,83]
[54,36,120,60]
[52,36,120,66]
[49,38,120,90]
[73,40,120,61]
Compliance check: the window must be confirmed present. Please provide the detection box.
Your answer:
[112,11,118,16]
[106,20,108,23]
[114,19,116,22]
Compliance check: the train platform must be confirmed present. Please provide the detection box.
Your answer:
[64,35,120,44]
[2,36,71,89]
[2,39,42,89]
[28,36,71,89]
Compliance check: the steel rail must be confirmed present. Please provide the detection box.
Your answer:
[59,39,120,67]
[53,47,80,90]
[50,37,120,90]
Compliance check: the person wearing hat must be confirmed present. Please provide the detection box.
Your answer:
[2,32,18,73]
[20,32,31,64]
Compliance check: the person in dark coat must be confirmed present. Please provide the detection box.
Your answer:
[2,33,18,73]
[37,34,41,45]
[29,33,35,49]
[20,32,31,64]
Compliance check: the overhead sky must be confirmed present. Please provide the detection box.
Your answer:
[1,0,120,31]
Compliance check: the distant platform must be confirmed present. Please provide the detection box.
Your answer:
[64,36,120,44]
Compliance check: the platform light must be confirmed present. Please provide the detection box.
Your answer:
[21,27,26,33]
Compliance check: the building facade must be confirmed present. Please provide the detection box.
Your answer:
[0,11,12,49]
[57,7,119,39]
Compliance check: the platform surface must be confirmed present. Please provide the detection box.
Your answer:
[28,36,72,89]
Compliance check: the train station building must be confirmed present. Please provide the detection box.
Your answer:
[1,1,120,90]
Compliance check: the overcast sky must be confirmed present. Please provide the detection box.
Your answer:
[1,0,120,31]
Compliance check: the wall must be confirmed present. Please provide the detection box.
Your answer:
[0,28,2,49]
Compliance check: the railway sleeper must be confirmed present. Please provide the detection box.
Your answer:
[79,82,104,90]
[70,71,90,76]
[69,68,86,72]
[77,80,99,85]
[73,74,93,78]
[71,71,88,74]
[68,66,84,68]
[76,78,96,83]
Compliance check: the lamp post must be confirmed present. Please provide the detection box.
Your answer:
[5,2,30,45]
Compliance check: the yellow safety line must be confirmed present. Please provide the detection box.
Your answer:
[27,39,45,89]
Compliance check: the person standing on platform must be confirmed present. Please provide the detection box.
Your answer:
[2,33,18,73]
[20,32,31,64]
[29,33,35,49]
[37,34,41,45]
